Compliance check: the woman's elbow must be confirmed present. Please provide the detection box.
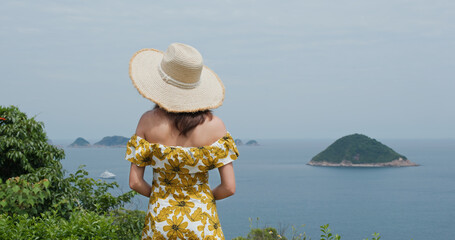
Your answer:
[227,188,235,197]
[129,182,136,191]
[129,179,140,191]
[225,184,236,196]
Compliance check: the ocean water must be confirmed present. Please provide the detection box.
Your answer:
[60,139,455,240]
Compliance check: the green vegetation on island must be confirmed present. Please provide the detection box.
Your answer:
[94,136,129,147]
[309,133,417,167]
[68,137,91,147]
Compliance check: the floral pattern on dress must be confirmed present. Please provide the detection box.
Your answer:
[125,132,239,240]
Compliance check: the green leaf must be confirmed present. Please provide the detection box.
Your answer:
[23,188,30,195]
[12,185,20,193]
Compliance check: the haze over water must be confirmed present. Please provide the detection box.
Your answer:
[2,1,454,141]
[60,138,455,240]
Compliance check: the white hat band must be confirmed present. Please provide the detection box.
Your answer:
[158,64,200,89]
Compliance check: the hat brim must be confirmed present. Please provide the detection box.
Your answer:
[129,48,225,112]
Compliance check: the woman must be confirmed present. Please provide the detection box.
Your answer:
[125,43,239,240]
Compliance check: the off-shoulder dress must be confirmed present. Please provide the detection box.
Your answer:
[125,132,239,240]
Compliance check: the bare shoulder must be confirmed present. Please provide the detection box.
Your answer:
[135,109,167,139]
[193,114,227,145]
[205,115,227,134]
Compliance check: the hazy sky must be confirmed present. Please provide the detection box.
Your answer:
[1,0,454,141]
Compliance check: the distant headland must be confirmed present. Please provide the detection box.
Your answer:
[94,136,129,147]
[69,136,258,148]
[308,134,418,167]
[68,136,129,148]
[234,139,259,146]
[68,137,91,147]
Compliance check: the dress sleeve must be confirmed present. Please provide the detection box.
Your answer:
[192,133,240,172]
[125,135,156,167]
[215,134,240,167]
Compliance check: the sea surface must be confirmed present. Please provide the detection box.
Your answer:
[60,139,455,240]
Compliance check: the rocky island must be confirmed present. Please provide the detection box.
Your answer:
[308,134,418,167]
[234,139,259,146]
[245,140,259,146]
[68,137,91,147]
[94,136,129,147]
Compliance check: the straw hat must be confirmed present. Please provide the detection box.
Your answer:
[129,43,225,112]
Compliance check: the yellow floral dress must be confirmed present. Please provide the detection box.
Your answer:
[125,132,239,240]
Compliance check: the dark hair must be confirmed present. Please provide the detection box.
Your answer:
[154,105,212,136]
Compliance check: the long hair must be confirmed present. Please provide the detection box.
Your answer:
[154,105,212,136]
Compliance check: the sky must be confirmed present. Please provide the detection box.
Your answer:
[1,0,454,141]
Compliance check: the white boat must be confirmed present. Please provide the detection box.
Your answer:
[100,170,116,179]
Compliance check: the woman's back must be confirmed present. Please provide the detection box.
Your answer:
[135,108,227,148]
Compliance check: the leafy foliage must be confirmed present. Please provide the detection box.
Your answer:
[233,220,383,240]
[110,208,146,240]
[0,105,65,180]
[62,166,137,214]
[311,133,407,164]
[0,177,50,215]
[319,224,340,240]
[363,232,381,240]
[0,106,136,217]
[0,105,143,239]
[0,209,145,240]
[232,227,285,240]
[0,210,117,240]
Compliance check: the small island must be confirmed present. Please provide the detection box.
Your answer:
[245,140,259,146]
[68,137,91,147]
[235,139,244,146]
[234,139,259,146]
[94,136,129,147]
[308,134,418,167]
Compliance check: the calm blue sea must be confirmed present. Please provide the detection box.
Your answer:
[60,139,455,240]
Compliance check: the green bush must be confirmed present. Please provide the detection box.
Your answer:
[61,166,137,214]
[0,105,143,239]
[0,106,65,180]
[0,106,136,216]
[233,221,383,240]
[0,210,117,239]
[0,105,66,215]
[110,209,146,240]
[0,209,146,240]
[0,177,50,215]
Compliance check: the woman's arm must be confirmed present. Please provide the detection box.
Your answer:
[129,163,152,197]
[212,163,235,200]
[129,111,154,197]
